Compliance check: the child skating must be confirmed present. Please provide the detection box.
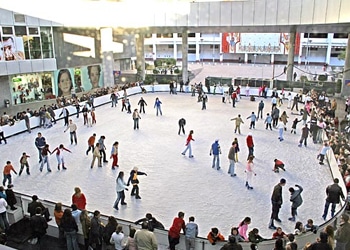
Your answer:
[19,152,30,176]
[51,144,72,170]
[182,130,195,158]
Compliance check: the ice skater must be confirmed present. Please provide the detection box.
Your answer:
[298,124,310,147]
[110,141,119,169]
[202,93,208,110]
[273,159,286,173]
[64,119,78,145]
[246,133,254,160]
[290,118,301,134]
[19,152,30,176]
[113,171,128,210]
[245,155,256,190]
[51,144,72,170]
[264,113,273,130]
[317,142,330,165]
[277,118,285,142]
[3,161,17,186]
[91,142,101,168]
[233,138,240,162]
[231,115,244,134]
[178,118,186,135]
[132,109,141,130]
[257,100,264,119]
[247,112,257,129]
[269,178,286,229]
[127,167,147,199]
[154,97,162,116]
[40,144,52,172]
[228,142,236,177]
[86,133,96,155]
[288,184,303,222]
[210,139,221,170]
[182,130,195,158]
[138,97,147,114]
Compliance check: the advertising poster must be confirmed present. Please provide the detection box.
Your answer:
[0,36,25,61]
[53,68,76,97]
[80,64,104,91]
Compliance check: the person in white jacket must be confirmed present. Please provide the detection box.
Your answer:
[113,171,128,210]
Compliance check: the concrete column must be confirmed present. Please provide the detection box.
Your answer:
[100,28,114,87]
[342,34,350,96]
[244,53,248,63]
[182,31,188,84]
[135,33,145,81]
[196,33,200,62]
[286,28,296,81]
[271,54,274,64]
[325,33,333,65]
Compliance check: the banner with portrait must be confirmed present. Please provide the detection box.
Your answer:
[0,36,25,61]
[53,68,76,97]
[80,64,104,91]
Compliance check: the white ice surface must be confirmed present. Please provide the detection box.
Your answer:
[2,93,334,239]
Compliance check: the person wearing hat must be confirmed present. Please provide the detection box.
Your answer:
[27,195,51,221]
[269,178,286,229]
[210,139,222,170]
[127,167,147,199]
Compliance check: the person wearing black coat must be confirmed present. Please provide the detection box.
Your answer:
[60,209,79,250]
[220,235,243,250]
[288,184,303,222]
[269,178,286,229]
[5,185,17,210]
[30,207,48,245]
[127,167,147,199]
[135,213,165,232]
[178,118,186,135]
[322,178,345,220]
[89,210,104,250]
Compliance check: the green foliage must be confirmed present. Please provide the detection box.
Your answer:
[174,68,180,74]
[158,77,169,84]
[144,75,155,85]
[338,50,346,61]
[326,87,335,96]
[336,79,342,93]
[318,75,327,81]
[153,69,159,74]
[300,75,308,83]
[154,58,176,68]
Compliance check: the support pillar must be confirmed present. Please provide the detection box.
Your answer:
[100,28,114,87]
[342,34,350,96]
[326,33,333,65]
[286,28,296,81]
[182,31,188,84]
[135,34,145,81]
[244,53,248,63]
[271,54,274,64]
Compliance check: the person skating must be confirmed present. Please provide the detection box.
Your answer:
[113,171,128,210]
[40,144,52,172]
[298,124,310,147]
[19,152,30,176]
[178,118,186,135]
[246,133,254,160]
[91,142,102,168]
[228,142,237,177]
[86,133,96,155]
[317,142,330,165]
[210,139,221,170]
[290,118,301,134]
[64,119,78,145]
[138,97,147,114]
[182,130,195,158]
[269,178,286,229]
[245,155,256,190]
[132,109,141,130]
[2,161,17,186]
[231,115,244,134]
[127,167,147,199]
[110,141,119,169]
[233,138,240,162]
[322,178,345,220]
[51,144,72,170]
[273,159,286,173]
[247,112,257,129]
[35,132,46,163]
[264,113,273,130]
[257,100,264,119]
[288,184,303,222]
[154,97,162,116]
[277,118,285,142]
[201,93,208,110]
[98,136,108,163]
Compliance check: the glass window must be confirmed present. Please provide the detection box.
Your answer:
[30,37,42,59]
[14,26,27,36]
[14,13,25,23]
[28,27,39,35]
[188,33,195,37]
[334,33,348,39]
[177,33,182,37]
[22,35,31,59]
[2,27,13,35]
[40,27,54,58]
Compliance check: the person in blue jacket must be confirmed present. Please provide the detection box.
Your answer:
[210,139,222,170]
[127,167,147,199]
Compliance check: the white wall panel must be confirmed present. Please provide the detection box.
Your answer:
[175,13,188,27]
[154,13,166,28]
[313,0,327,24]
[43,59,57,71]
[25,16,39,26]
[289,0,302,24]
[0,9,13,25]
[209,2,220,26]
[254,0,266,26]
[6,61,20,74]
[231,1,243,26]
[31,60,44,72]
[326,0,341,23]
[18,61,32,73]
[0,62,8,76]
[242,1,254,26]
[300,0,315,24]
[277,0,290,25]
[339,0,350,23]
[265,0,278,25]
[219,2,231,26]
[188,3,199,26]
[198,2,209,27]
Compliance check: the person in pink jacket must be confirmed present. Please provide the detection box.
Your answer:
[238,217,251,241]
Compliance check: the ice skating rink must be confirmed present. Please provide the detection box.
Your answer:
[1,92,334,238]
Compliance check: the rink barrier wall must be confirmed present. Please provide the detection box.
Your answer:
[4,86,347,249]
[2,84,298,138]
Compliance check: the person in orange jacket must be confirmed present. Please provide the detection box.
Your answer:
[273,159,286,173]
[3,161,17,186]
[207,227,225,245]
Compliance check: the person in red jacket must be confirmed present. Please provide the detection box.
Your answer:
[273,159,286,173]
[182,130,195,158]
[246,133,254,160]
[71,187,86,210]
[168,211,186,250]
[207,227,225,245]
